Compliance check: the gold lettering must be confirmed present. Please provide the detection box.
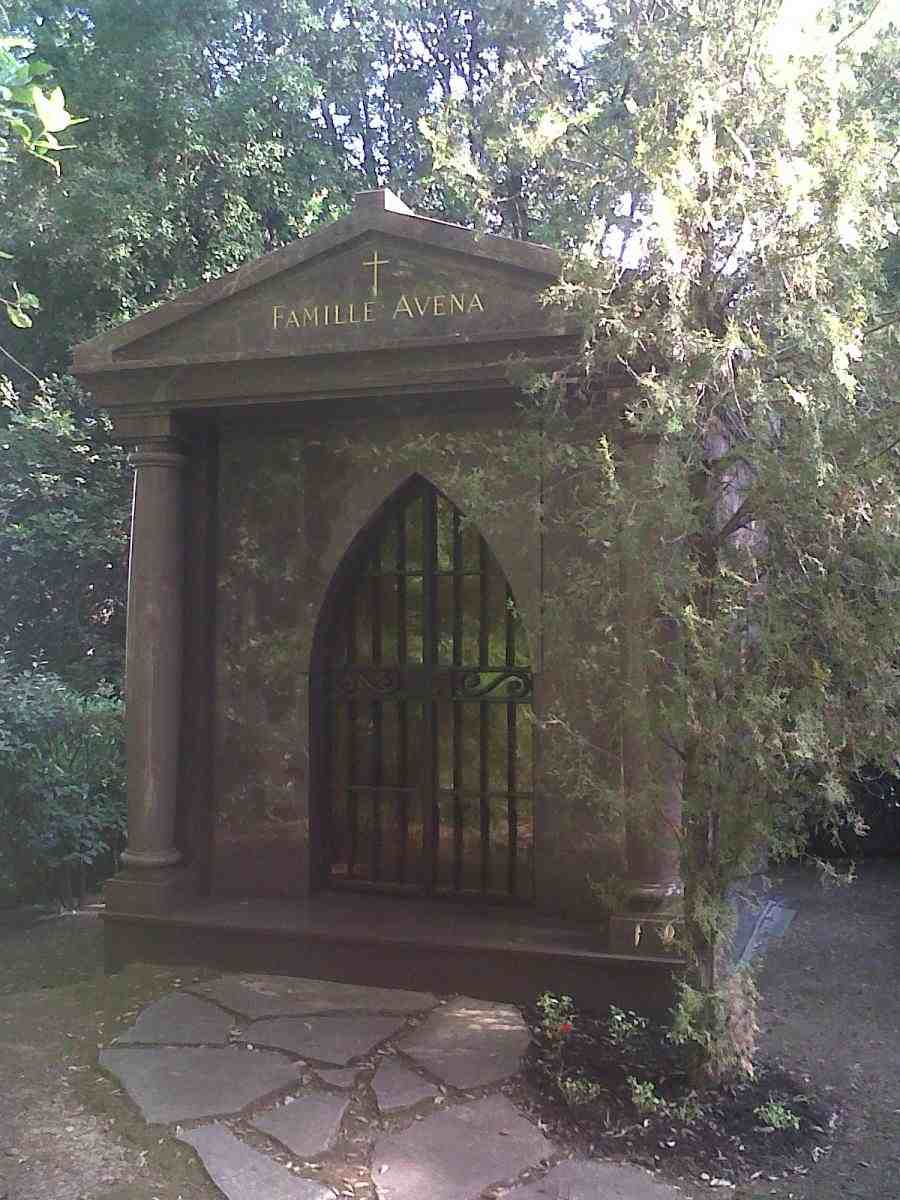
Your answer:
[275,291,473,330]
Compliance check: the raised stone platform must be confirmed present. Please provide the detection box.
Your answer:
[104,890,681,1017]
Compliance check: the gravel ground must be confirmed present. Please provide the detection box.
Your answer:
[743,858,900,1200]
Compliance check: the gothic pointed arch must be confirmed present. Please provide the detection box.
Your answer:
[311,474,535,901]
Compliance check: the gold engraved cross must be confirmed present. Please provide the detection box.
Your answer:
[363,249,390,297]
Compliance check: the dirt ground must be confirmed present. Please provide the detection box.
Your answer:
[0,911,221,1200]
[745,858,900,1200]
[0,859,897,1200]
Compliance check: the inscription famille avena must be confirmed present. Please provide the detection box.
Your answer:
[271,249,484,331]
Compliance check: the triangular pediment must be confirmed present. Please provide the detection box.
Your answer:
[73,191,569,373]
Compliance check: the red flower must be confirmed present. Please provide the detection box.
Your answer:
[558,1020,574,1035]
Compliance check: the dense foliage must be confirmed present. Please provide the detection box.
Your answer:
[0,376,129,689]
[441,0,900,1082]
[0,662,126,905]
[1,0,585,377]
[1,11,82,329]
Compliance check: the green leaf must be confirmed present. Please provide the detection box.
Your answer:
[31,84,77,133]
[6,304,33,328]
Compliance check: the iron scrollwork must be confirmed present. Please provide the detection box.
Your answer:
[453,669,533,702]
[333,668,402,699]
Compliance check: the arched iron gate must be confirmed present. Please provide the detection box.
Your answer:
[315,477,535,902]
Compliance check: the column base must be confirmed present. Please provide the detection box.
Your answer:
[120,847,182,868]
[104,865,197,916]
[609,885,683,957]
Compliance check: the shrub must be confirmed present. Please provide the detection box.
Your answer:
[754,1100,801,1132]
[0,663,126,904]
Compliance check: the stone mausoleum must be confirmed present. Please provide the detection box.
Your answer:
[73,190,681,1011]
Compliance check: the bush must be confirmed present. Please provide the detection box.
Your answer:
[0,663,126,904]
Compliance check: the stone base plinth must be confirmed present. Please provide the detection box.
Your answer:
[101,890,683,1015]
[104,866,197,917]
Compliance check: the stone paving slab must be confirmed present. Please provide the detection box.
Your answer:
[197,975,437,1018]
[372,1058,439,1111]
[244,1014,406,1065]
[179,1123,333,1200]
[499,1158,679,1199]
[99,1046,298,1123]
[96,976,678,1200]
[373,1094,551,1200]
[399,997,530,1088]
[253,1094,350,1157]
[113,992,235,1046]
[316,1068,359,1089]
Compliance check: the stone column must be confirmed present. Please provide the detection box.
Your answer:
[610,425,683,955]
[621,615,682,909]
[106,432,195,915]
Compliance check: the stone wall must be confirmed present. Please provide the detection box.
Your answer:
[206,397,629,915]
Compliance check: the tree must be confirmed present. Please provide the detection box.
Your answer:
[429,0,900,1083]
[0,0,584,695]
[1,0,584,380]
[0,375,129,690]
[1,0,347,377]
[1,10,83,330]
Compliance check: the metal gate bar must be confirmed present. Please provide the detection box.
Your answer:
[320,478,534,901]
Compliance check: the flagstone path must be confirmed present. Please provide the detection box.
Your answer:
[97,973,679,1200]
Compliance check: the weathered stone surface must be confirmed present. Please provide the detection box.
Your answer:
[179,1124,332,1200]
[198,975,436,1018]
[317,1068,359,1089]
[372,1059,439,1111]
[244,1015,406,1065]
[113,992,234,1046]
[99,1046,297,1123]
[75,192,567,373]
[500,1158,679,1200]
[254,1094,350,1157]
[399,997,529,1089]
[373,1095,550,1200]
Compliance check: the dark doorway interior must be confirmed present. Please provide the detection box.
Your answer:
[315,476,535,901]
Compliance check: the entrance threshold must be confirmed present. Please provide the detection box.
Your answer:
[103,890,682,1017]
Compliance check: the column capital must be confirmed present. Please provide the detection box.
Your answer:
[128,436,189,471]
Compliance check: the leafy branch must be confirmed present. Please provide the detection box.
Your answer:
[1,31,85,328]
